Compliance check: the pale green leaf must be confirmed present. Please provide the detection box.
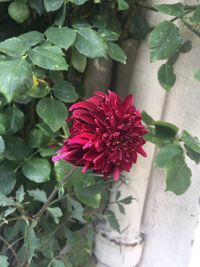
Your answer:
[19,31,44,49]
[117,0,129,11]
[0,37,27,57]
[28,189,47,203]
[44,0,63,12]
[154,3,185,16]
[0,255,9,267]
[16,185,25,203]
[47,207,63,224]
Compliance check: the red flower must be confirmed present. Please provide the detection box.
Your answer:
[52,91,147,181]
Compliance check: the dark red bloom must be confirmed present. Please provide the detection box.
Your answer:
[52,91,147,181]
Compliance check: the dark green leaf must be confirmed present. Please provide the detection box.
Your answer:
[154,3,185,16]
[44,0,63,12]
[119,196,134,205]
[0,114,8,135]
[105,210,120,232]
[3,106,25,134]
[158,64,176,91]
[28,189,47,203]
[0,58,33,102]
[53,81,78,103]
[182,130,200,153]
[0,37,27,57]
[45,26,76,50]
[116,191,121,200]
[193,6,200,23]
[117,203,125,214]
[166,155,191,195]
[54,160,73,181]
[180,40,192,53]
[117,0,129,11]
[19,31,44,49]
[0,256,9,267]
[155,143,183,168]
[40,147,58,158]
[0,164,16,195]
[155,121,178,140]
[71,48,87,73]
[67,197,85,223]
[24,223,40,264]
[5,136,31,161]
[128,15,149,40]
[22,157,51,183]
[28,129,49,148]
[142,111,155,125]
[29,46,68,70]
[185,145,200,164]
[28,84,49,98]
[149,21,183,61]
[36,97,67,132]
[28,0,45,15]
[47,207,63,224]
[107,42,127,64]
[75,27,107,58]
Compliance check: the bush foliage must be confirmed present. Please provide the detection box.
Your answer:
[0,0,200,266]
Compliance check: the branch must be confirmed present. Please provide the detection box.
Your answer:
[32,166,77,219]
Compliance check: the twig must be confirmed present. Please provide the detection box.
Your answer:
[32,166,77,219]
[0,235,22,267]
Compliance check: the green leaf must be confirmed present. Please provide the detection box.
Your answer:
[98,29,119,41]
[69,0,89,5]
[3,106,25,134]
[54,160,72,181]
[193,6,200,23]
[142,111,155,125]
[185,146,200,164]
[0,37,27,57]
[107,42,127,64]
[158,64,176,91]
[16,185,25,203]
[47,207,63,224]
[45,26,76,50]
[194,68,200,81]
[0,58,33,102]
[8,2,30,23]
[67,197,85,223]
[19,31,44,49]
[29,46,68,71]
[22,157,51,183]
[105,210,120,232]
[53,81,79,103]
[75,27,107,58]
[71,48,87,73]
[117,203,125,214]
[44,0,63,12]
[29,0,45,15]
[166,155,191,195]
[119,196,134,204]
[28,189,47,203]
[155,143,183,168]
[24,223,40,264]
[28,84,49,98]
[128,15,149,40]
[40,147,58,158]
[36,97,67,132]
[0,114,8,135]
[117,0,129,11]
[0,191,15,207]
[4,136,31,161]
[154,121,178,140]
[0,164,16,195]
[149,21,183,61]
[182,130,200,153]
[0,255,9,267]
[74,175,103,209]
[0,136,5,155]
[28,129,49,148]
[116,191,121,201]
[180,40,192,53]
[154,3,185,16]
